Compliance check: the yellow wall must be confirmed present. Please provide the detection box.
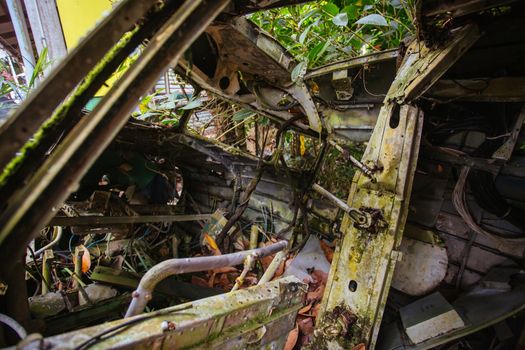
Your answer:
[56,0,116,96]
[56,0,114,50]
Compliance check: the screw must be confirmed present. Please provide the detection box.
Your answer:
[161,321,176,332]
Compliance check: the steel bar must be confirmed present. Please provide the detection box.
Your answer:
[29,277,305,349]
[312,183,367,226]
[125,240,288,317]
[0,0,159,170]
[328,139,375,181]
[49,214,211,226]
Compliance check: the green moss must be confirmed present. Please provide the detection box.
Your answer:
[0,29,138,188]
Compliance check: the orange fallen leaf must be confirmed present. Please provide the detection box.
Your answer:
[298,303,312,315]
[311,303,321,318]
[307,286,325,303]
[204,233,221,255]
[261,254,274,270]
[284,325,299,350]
[319,240,334,263]
[297,316,314,336]
[352,343,366,350]
[273,260,286,279]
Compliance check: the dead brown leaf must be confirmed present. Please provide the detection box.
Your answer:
[297,316,314,336]
[284,325,299,350]
[319,240,334,263]
[298,303,313,315]
[352,343,366,350]
[311,303,321,318]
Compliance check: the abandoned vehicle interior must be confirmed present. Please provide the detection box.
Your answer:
[0,0,525,349]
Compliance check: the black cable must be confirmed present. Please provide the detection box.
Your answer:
[73,304,193,350]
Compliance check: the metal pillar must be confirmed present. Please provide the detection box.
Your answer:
[5,0,36,81]
[23,0,67,70]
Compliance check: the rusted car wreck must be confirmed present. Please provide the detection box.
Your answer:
[0,0,525,349]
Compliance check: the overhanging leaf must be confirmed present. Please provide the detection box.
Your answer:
[181,97,202,110]
[299,24,312,44]
[332,13,348,26]
[291,60,307,83]
[356,14,389,26]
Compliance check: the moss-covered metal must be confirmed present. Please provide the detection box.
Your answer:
[31,276,305,349]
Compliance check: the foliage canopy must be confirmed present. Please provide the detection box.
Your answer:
[250,0,415,69]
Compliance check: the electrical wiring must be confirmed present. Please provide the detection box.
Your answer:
[452,166,525,246]
[73,303,194,350]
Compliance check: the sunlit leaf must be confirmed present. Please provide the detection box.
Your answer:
[299,24,312,44]
[356,14,389,26]
[180,97,202,110]
[322,3,339,16]
[297,9,319,28]
[291,60,307,83]
[332,13,348,26]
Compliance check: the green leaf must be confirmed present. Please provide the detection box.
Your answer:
[322,3,339,16]
[28,47,49,89]
[310,40,331,66]
[356,14,389,26]
[139,94,156,113]
[232,109,255,121]
[291,60,308,83]
[161,118,179,127]
[180,97,202,110]
[342,5,359,20]
[158,101,176,110]
[299,24,312,44]
[136,111,161,120]
[332,13,348,26]
[297,9,319,28]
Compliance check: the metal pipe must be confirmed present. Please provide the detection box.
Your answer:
[0,312,27,339]
[34,226,62,257]
[125,240,288,317]
[6,0,36,82]
[312,183,368,226]
[258,250,287,285]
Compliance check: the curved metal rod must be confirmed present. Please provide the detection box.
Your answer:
[0,312,27,339]
[34,226,63,257]
[125,240,288,317]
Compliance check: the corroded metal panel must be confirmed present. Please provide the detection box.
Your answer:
[315,103,423,350]
[19,276,305,350]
